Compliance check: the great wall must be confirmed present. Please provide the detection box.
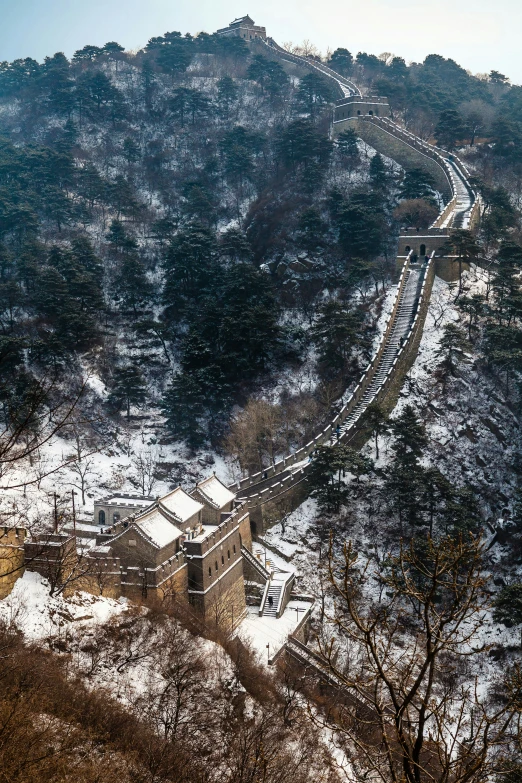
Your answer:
[225,30,481,532]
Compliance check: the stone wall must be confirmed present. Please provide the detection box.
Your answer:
[186,521,242,593]
[397,231,449,259]
[24,534,78,587]
[74,552,122,599]
[435,257,470,282]
[184,506,248,624]
[189,559,246,629]
[249,477,309,536]
[93,496,153,527]
[239,512,253,550]
[109,524,181,569]
[120,561,189,606]
[334,97,390,121]
[0,528,26,599]
[335,118,452,200]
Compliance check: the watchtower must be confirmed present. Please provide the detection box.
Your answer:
[216,15,267,41]
[334,96,391,122]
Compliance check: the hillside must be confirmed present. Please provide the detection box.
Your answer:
[2,17,522,783]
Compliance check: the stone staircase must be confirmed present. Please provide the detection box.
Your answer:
[262,583,283,617]
[333,265,423,442]
[241,544,271,581]
[252,543,285,575]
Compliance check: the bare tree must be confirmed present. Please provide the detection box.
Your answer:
[136,620,206,743]
[131,447,158,496]
[0,377,85,490]
[225,399,284,474]
[318,534,522,783]
[66,453,99,506]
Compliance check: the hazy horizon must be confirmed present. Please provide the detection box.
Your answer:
[1,0,520,85]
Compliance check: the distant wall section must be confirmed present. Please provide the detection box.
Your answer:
[335,117,452,201]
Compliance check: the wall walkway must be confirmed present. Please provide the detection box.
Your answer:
[233,41,480,517]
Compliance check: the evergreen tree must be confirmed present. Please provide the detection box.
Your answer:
[122,137,141,164]
[386,406,428,531]
[277,120,332,170]
[219,228,252,262]
[364,401,389,459]
[391,405,427,469]
[114,254,152,314]
[336,127,359,169]
[156,42,192,77]
[217,76,239,118]
[247,55,289,99]
[162,224,216,319]
[109,364,147,420]
[337,193,385,260]
[399,168,436,203]
[73,45,103,63]
[457,293,485,338]
[369,153,388,190]
[308,444,352,513]
[170,87,211,126]
[328,48,353,76]
[311,301,366,382]
[434,109,466,149]
[296,208,327,252]
[296,73,334,118]
[420,467,453,536]
[493,585,522,627]
[446,229,480,293]
[435,323,470,377]
[107,221,150,313]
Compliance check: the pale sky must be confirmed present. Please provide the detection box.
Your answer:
[1,0,520,85]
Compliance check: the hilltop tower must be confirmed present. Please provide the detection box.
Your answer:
[216,15,267,41]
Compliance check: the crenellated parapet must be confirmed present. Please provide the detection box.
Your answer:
[229,33,482,517]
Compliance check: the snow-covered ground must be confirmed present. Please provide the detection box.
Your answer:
[0,570,127,641]
[238,599,313,665]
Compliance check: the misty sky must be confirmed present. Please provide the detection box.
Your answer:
[1,0,520,84]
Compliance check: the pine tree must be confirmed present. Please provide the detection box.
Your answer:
[336,127,359,169]
[296,73,334,118]
[114,254,152,314]
[296,208,327,252]
[163,224,216,319]
[219,228,252,262]
[122,137,141,164]
[364,402,389,459]
[399,168,436,203]
[369,153,388,190]
[162,370,208,449]
[493,584,522,626]
[217,76,238,118]
[311,301,366,382]
[109,364,147,420]
[391,405,428,468]
[446,229,480,293]
[434,109,466,149]
[328,48,353,76]
[436,323,469,377]
[308,445,351,513]
[386,406,428,531]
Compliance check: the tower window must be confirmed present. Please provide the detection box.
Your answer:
[208,567,212,577]
[215,561,218,571]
